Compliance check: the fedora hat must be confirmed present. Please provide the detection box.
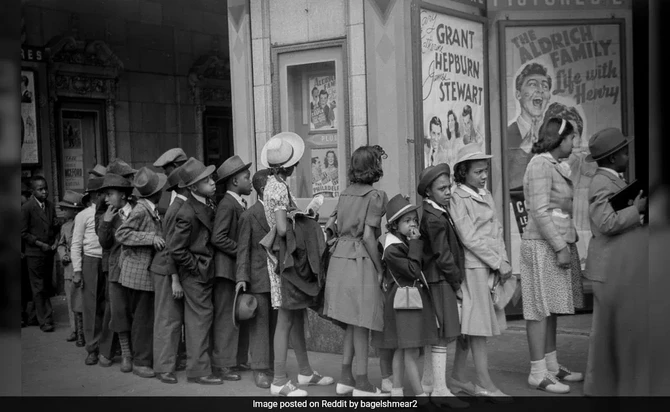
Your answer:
[166,166,183,192]
[153,148,188,168]
[233,289,258,328]
[178,157,216,188]
[453,143,492,169]
[133,167,168,198]
[417,163,451,197]
[107,158,137,178]
[85,176,105,193]
[260,132,305,168]
[215,155,252,184]
[58,190,85,209]
[100,173,132,191]
[88,164,107,177]
[586,128,633,162]
[387,194,420,224]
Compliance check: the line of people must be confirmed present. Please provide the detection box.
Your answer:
[21,118,646,400]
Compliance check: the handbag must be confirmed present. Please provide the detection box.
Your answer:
[389,270,423,310]
[490,272,518,311]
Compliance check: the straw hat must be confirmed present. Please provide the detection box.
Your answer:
[260,132,305,168]
[453,143,492,169]
[133,167,168,198]
[586,128,633,162]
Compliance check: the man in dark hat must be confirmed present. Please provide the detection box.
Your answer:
[21,176,59,332]
[169,157,223,385]
[115,167,167,379]
[72,177,106,365]
[211,155,253,381]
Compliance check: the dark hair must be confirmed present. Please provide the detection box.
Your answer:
[312,87,318,95]
[269,165,296,178]
[462,105,472,119]
[348,145,386,185]
[311,157,319,165]
[446,110,460,139]
[543,102,584,137]
[325,150,338,168]
[30,175,47,189]
[319,90,328,98]
[453,161,469,185]
[429,116,442,132]
[515,62,553,92]
[252,168,271,195]
[532,117,575,154]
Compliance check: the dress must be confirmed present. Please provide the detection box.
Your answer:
[323,183,388,332]
[450,185,508,337]
[262,175,296,309]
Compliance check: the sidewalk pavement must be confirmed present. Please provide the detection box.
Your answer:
[21,295,591,397]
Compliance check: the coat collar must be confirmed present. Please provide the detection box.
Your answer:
[454,184,489,204]
[187,192,213,232]
[595,168,627,189]
[423,199,448,215]
[534,153,572,181]
[223,192,245,212]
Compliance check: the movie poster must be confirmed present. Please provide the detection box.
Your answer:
[21,70,39,164]
[310,147,339,198]
[62,119,84,191]
[421,9,487,172]
[309,74,337,131]
[503,23,624,272]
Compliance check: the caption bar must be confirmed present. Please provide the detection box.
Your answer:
[253,400,419,409]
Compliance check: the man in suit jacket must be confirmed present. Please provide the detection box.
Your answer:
[211,155,252,381]
[235,169,276,388]
[21,176,59,332]
[115,167,167,379]
[150,167,188,384]
[169,157,222,385]
[583,128,646,396]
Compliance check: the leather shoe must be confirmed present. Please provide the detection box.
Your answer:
[66,332,77,342]
[99,355,113,367]
[133,365,156,378]
[215,367,241,381]
[41,324,54,333]
[85,352,99,366]
[187,375,224,385]
[158,372,178,384]
[254,370,272,389]
[231,363,250,372]
[120,356,133,373]
[176,357,187,372]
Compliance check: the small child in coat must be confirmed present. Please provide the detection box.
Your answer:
[373,194,438,398]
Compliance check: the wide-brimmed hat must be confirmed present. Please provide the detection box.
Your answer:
[417,163,451,197]
[58,190,85,209]
[233,289,258,328]
[107,158,137,178]
[453,143,492,169]
[88,164,107,177]
[586,128,633,162]
[153,148,188,168]
[178,157,216,188]
[260,132,305,168]
[215,155,252,184]
[133,167,168,198]
[166,166,183,192]
[100,173,133,191]
[387,194,420,224]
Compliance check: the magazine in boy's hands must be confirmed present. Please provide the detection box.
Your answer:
[609,179,643,211]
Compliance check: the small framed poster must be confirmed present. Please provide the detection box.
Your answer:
[21,69,40,165]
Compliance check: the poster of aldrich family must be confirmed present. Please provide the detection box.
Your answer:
[420,8,488,172]
[501,20,626,272]
[309,74,337,131]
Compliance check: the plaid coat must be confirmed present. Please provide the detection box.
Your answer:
[522,153,578,252]
[115,199,163,291]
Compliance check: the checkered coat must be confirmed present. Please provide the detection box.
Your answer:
[115,198,163,291]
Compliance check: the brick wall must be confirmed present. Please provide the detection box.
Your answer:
[22,0,230,169]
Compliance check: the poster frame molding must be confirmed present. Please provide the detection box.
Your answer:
[497,18,628,269]
[411,2,491,204]
[21,66,42,167]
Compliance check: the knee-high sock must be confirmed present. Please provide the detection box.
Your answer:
[431,346,453,395]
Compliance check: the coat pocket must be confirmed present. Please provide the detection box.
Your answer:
[550,209,573,237]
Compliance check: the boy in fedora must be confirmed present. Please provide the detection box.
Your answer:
[98,173,135,371]
[169,157,223,385]
[57,190,86,343]
[115,167,167,379]
[583,128,646,395]
[236,168,277,389]
[21,176,60,333]
[211,155,253,381]
[150,167,189,384]
[72,177,105,365]
[21,182,38,328]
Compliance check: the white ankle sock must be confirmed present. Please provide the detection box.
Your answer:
[431,346,452,395]
[530,358,548,381]
[390,387,404,397]
[545,351,559,373]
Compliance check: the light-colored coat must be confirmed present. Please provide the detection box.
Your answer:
[584,169,641,282]
[57,219,75,280]
[522,153,578,252]
[450,185,509,270]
